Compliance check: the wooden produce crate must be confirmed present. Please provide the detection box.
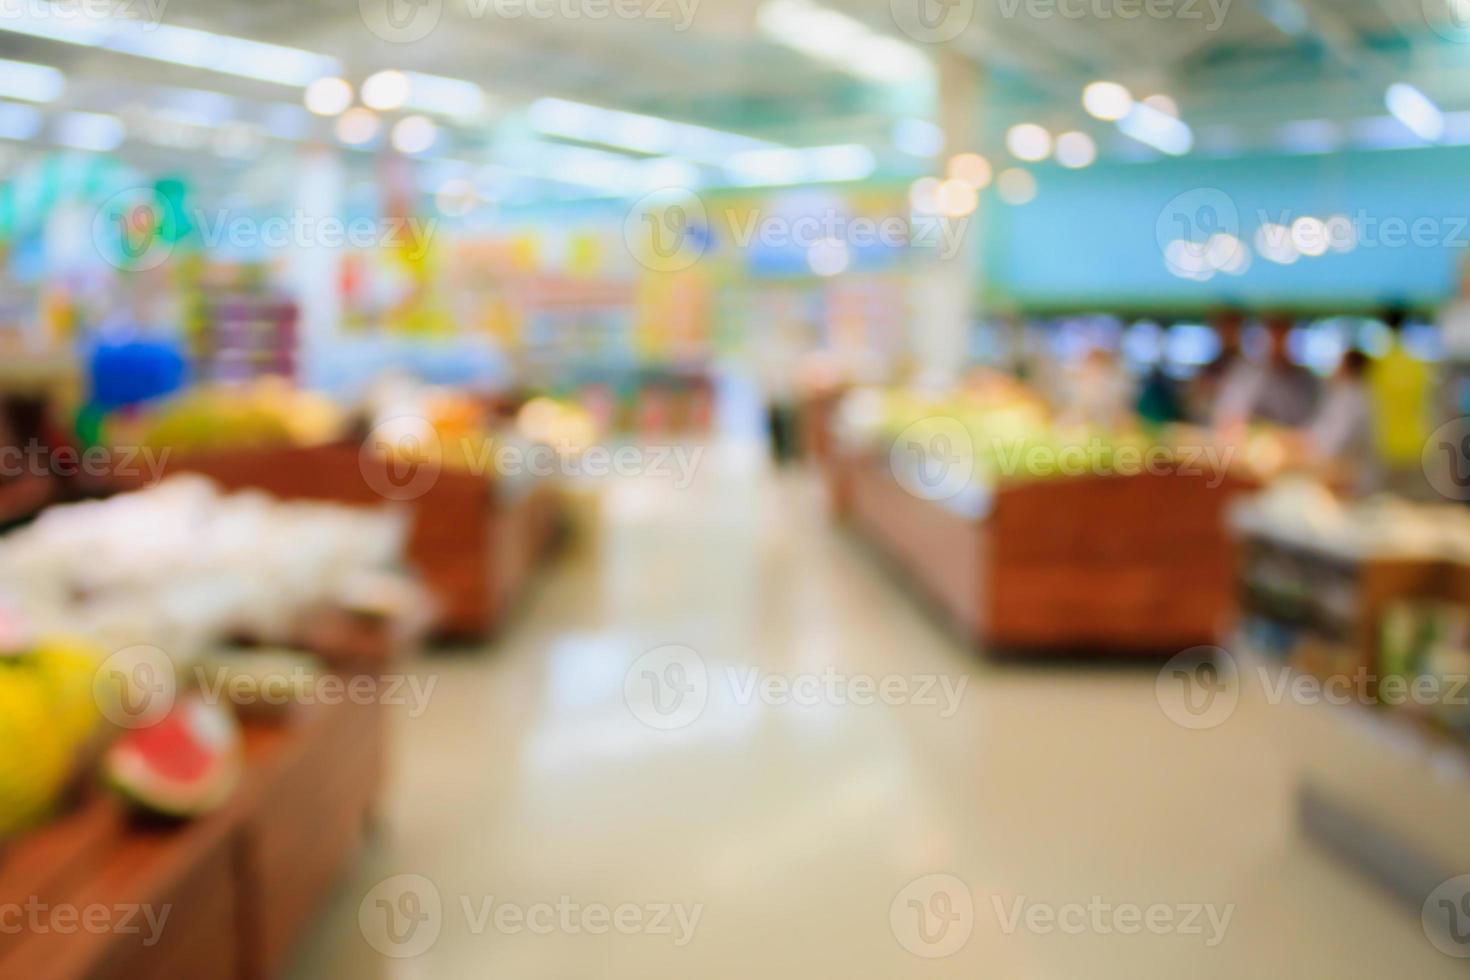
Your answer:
[0,696,384,980]
[1236,531,1453,679]
[841,453,1245,655]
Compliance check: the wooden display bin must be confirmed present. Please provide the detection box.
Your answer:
[840,452,1245,655]
[115,443,562,641]
[1236,531,1459,678]
[0,695,385,980]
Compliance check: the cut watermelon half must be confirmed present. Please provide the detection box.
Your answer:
[105,696,242,818]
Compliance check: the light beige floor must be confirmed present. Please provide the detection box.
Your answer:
[290,444,1459,978]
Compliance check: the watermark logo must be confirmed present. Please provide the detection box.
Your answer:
[93,188,175,272]
[0,442,170,483]
[890,873,974,958]
[93,644,175,729]
[991,894,1234,945]
[624,644,708,730]
[360,0,443,42]
[358,419,705,502]
[1157,187,1243,279]
[1424,0,1470,43]
[360,874,443,958]
[624,187,709,273]
[1424,875,1470,957]
[623,646,969,729]
[360,416,444,502]
[0,898,171,946]
[1425,416,1470,502]
[890,0,974,42]
[0,0,169,28]
[359,876,701,956]
[995,0,1231,31]
[889,417,974,502]
[1155,646,1239,730]
[195,665,439,718]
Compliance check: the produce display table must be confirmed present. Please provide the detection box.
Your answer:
[836,452,1245,654]
[115,443,562,641]
[0,695,385,980]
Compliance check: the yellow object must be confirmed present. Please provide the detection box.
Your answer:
[0,638,103,839]
[1368,343,1432,467]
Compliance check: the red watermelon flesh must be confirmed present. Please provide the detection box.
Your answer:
[106,698,241,818]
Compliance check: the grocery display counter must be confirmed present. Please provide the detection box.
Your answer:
[114,443,563,641]
[0,695,384,980]
[832,451,1246,655]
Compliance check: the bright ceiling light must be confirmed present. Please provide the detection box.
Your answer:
[361,70,409,111]
[0,103,42,141]
[304,77,352,116]
[1083,81,1133,121]
[335,107,379,146]
[725,143,874,186]
[947,152,992,189]
[1006,123,1051,162]
[936,178,978,218]
[403,72,487,119]
[1386,82,1444,141]
[758,0,932,85]
[391,114,438,154]
[1054,131,1096,168]
[54,111,124,151]
[1290,216,1328,257]
[0,57,64,103]
[528,97,778,165]
[1117,103,1193,155]
[909,176,940,214]
[996,168,1037,205]
[0,16,340,87]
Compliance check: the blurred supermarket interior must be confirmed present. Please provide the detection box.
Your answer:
[6,0,1470,976]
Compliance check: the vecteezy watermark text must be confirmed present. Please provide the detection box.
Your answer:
[94,189,438,272]
[1155,646,1470,730]
[889,874,1234,958]
[996,0,1231,31]
[0,898,171,947]
[357,875,702,959]
[0,442,170,483]
[623,645,969,730]
[359,0,698,43]
[624,190,972,273]
[360,419,704,502]
[0,0,168,27]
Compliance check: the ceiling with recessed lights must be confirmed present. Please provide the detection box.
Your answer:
[0,0,1465,201]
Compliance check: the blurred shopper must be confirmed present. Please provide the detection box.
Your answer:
[1214,313,1319,429]
[1367,304,1434,497]
[1307,349,1372,490]
[1136,363,1184,426]
[1055,347,1132,429]
[1438,260,1470,420]
[1188,306,1245,422]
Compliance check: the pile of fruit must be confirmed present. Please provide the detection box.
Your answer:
[837,378,1292,490]
[0,628,103,839]
[117,378,345,454]
[0,476,411,658]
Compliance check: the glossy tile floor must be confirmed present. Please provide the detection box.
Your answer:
[290,443,1460,978]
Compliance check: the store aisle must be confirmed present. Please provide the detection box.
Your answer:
[290,444,1457,978]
